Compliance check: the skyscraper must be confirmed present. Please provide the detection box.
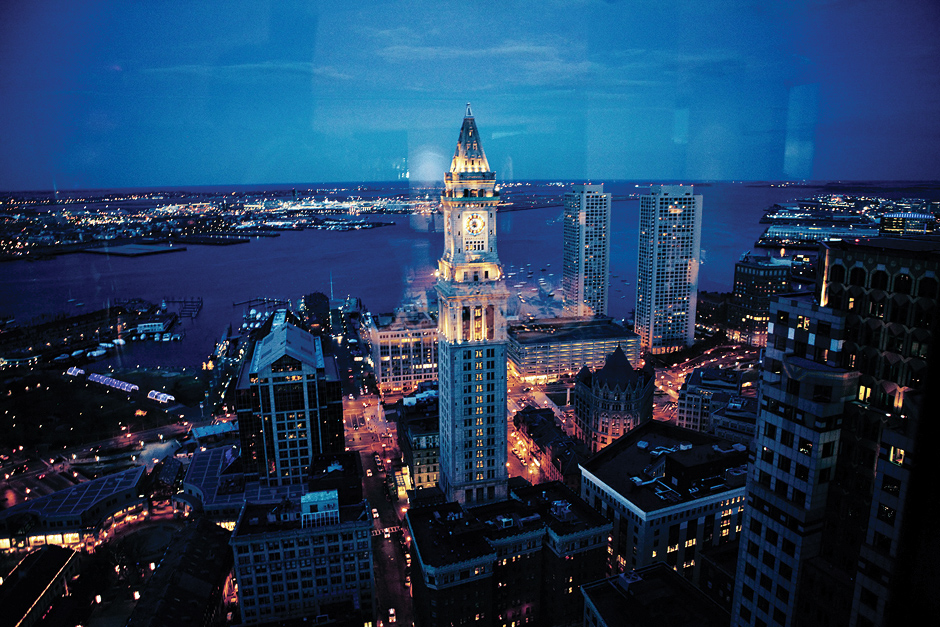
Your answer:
[635,185,702,354]
[436,104,510,505]
[563,183,612,317]
[235,311,344,485]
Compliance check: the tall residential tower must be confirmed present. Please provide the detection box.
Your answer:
[436,105,510,505]
[635,185,702,354]
[563,184,612,317]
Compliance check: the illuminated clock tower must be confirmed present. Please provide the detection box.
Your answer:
[437,104,510,505]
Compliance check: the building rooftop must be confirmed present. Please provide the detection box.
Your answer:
[822,235,940,257]
[582,563,729,627]
[183,445,307,509]
[580,422,747,514]
[126,519,232,627]
[0,466,145,524]
[250,321,324,374]
[509,317,638,345]
[371,308,437,330]
[0,545,77,626]
[408,482,608,568]
[232,496,370,538]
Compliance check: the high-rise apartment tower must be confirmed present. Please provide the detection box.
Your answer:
[563,184,612,317]
[635,185,702,354]
[436,105,510,505]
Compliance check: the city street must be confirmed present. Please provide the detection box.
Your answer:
[344,395,414,626]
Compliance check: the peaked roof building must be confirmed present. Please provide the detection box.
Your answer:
[574,345,655,454]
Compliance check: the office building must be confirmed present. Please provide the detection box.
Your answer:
[230,489,374,625]
[573,345,654,454]
[397,397,441,491]
[406,482,609,627]
[731,293,858,627]
[580,421,747,580]
[726,253,792,347]
[676,367,754,433]
[436,105,510,505]
[235,311,344,486]
[507,317,641,383]
[710,396,759,446]
[363,307,438,395]
[563,184,612,317]
[635,185,702,354]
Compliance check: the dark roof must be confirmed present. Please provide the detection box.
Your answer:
[126,519,233,627]
[595,345,636,387]
[509,317,639,345]
[0,545,77,627]
[582,563,729,627]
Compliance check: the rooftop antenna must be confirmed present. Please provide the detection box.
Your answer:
[330,271,334,301]
[466,102,472,117]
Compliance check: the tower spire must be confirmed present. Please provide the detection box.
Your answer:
[466,102,473,117]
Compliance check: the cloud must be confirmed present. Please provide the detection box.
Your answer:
[142,61,351,81]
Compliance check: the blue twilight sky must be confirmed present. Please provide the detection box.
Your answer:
[1,0,938,190]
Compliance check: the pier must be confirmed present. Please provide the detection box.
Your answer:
[163,297,203,318]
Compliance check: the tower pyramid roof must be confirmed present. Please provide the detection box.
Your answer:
[450,103,491,174]
[594,345,639,388]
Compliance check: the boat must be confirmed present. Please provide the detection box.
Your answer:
[71,350,84,357]
[162,335,171,342]
[54,353,70,362]
[114,338,126,346]
[140,334,148,341]
[99,342,114,349]
[88,349,106,358]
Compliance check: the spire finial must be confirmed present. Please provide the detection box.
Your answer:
[466,102,473,117]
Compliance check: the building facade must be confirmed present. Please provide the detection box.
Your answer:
[507,317,641,383]
[235,312,344,486]
[230,491,374,625]
[676,367,752,433]
[580,421,747,582]
[573,346,654,454]
[406,482,609,627]
[436,105,510,505]
[731,294,858,627]
[364,308,439,395]
[563,184,612,317]
[635,185,703,354]
[726,253,792,347]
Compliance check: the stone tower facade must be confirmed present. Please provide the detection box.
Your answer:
[436,105,510,505]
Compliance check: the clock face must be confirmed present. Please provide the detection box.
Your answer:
[465,212,486,235]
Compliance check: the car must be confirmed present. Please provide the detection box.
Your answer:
[367,469,373,477]
[389,608,396,623]
[372,508,380,519]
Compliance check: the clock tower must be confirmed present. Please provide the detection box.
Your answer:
[437,104,510,505]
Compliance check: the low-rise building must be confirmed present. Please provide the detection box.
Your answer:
[126,519,234,627]
[709,396,758,445]
[507,317,641,384]
[676,367,754,433]
[363,308,439,395]
[580,421,747,583]
[0,466,148,554]
[406,482,609,627]
[581,563,730,627]
[573,346,654,454]
[230,490,374,625]
[511,406,588,492]
[397,399,441,491]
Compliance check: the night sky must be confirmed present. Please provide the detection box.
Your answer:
[1,0,938,190]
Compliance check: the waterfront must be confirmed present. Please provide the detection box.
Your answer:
[4,180,937,370]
